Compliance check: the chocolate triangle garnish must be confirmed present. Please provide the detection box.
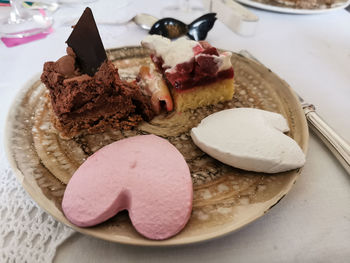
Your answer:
[66,7,107,76]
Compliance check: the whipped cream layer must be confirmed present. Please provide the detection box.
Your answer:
[142,35,232,73]
[191,108,306,173]
[142,35,198,70]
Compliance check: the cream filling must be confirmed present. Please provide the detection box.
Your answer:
[141,35,233,74]
[142,35,198,70]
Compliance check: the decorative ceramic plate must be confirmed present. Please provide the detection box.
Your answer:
[236,0,349,14]
[5,47,308,246]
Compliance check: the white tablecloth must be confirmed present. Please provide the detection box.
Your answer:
[1,0,350,262]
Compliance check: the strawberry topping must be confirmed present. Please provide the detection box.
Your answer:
[152,42,233,90]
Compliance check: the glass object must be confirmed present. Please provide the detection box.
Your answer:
[161,0,205,23]
[0,0,53,38]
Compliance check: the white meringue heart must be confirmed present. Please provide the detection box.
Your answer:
[191,108,305,173]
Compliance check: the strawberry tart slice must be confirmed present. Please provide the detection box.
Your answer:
[142,35,234,112]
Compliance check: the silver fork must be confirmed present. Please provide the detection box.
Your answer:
[239,50,350,174]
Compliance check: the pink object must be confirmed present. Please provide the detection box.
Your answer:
[1,27,53,48]
[62,135,193,240]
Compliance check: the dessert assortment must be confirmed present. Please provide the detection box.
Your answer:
[10,45,308,244]
[10,8,307,241]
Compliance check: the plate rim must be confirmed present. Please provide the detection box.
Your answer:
[236,0,350,14]
[4,47,309,246]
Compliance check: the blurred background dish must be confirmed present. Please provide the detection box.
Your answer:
[235,0,350,14]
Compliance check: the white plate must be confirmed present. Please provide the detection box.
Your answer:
[236,0,350,14]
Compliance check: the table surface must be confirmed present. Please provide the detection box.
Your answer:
[1,0,350,262]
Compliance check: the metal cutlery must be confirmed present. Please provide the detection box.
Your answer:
[62,13,217,41]
[239,50,350,174]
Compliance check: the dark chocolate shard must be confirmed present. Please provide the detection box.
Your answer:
[66,7,107,76]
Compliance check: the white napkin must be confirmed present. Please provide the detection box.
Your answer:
[0,155,74,262]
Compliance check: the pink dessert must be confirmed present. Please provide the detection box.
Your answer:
[62,134,193,240]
